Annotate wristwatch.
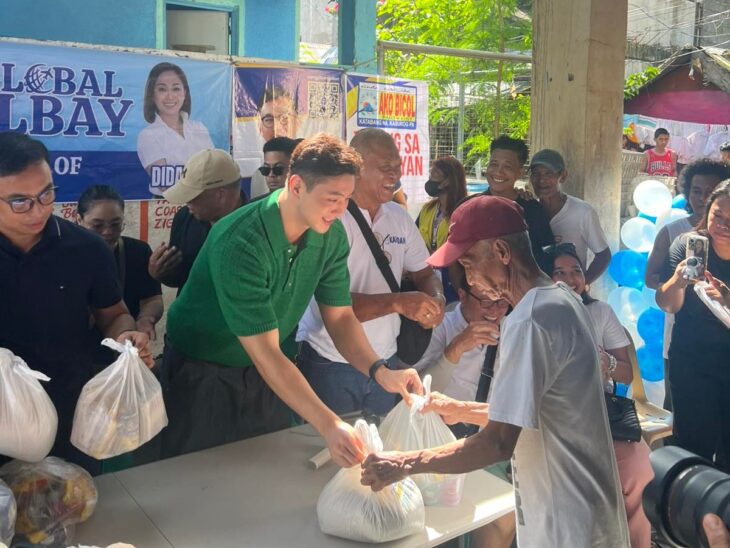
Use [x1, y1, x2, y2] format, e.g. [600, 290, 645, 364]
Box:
[369, 358, 388, 381]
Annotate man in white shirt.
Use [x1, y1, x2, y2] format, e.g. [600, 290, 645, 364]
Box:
[413, 276, 509, 404]
[530, 148, 612, 284]
[361, 195, 629, 548]
[296, 128, 445, 417]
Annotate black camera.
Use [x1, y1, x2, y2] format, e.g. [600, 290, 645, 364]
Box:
[643, 446, 730, 547]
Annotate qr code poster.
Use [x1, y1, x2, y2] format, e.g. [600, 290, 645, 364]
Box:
[232, 64, 344, 198]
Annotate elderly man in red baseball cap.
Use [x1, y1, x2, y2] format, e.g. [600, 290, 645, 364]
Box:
[362, 195, 629, 548]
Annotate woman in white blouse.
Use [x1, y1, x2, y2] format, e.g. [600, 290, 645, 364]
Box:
[137, 62, 214, 196]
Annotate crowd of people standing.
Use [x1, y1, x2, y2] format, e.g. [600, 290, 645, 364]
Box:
[1, 125, 729, 547]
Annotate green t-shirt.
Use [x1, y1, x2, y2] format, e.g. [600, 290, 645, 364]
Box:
[166, 190, 352, 367]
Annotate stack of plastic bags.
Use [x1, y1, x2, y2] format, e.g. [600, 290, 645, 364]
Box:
[0, 348, 58, 463]
[71, 339, 168, 459]
[0, 457, 97, 547]
[0, 479, 15, 547]
[379, 375, 465, 506]
[317, 420, 425, 543]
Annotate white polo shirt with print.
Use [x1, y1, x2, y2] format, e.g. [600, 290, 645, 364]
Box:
[297, 201, 430, 362]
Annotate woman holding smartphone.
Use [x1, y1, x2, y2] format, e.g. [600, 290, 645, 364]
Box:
[657, 180, 730, 470]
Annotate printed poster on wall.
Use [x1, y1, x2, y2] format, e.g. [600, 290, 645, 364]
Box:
[345, 73, 430, 205]
[0, 41, 231, 201]
[232, 64, 344, 198]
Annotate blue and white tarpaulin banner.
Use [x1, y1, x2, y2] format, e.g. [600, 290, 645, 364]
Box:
[345, 74, 430, 206]
[232, 64, 344, 198]
[0, 41, 231, 201]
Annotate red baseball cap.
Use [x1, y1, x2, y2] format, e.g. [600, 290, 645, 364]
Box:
[428, 195, 528, 267]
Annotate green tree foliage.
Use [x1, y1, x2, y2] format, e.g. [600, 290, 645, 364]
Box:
[377, 0, 532, 168]
[624, 66, 660, 100]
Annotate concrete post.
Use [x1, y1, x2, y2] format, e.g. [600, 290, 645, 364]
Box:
[531, 0, 628, 294]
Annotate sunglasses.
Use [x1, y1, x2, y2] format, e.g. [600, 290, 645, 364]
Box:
[258, 165, 287, 177]
[543, 242, 577, 256]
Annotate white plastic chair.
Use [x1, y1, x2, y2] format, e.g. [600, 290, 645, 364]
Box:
[624, 328, 673, 447]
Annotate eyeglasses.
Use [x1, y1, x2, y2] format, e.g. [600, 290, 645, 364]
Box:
[260, 113, 296, 129]
[0, 185, 58, 213]
[465, 287, 508, 310]
[86, 220, 125, 232]
[258, 165, 287, 177]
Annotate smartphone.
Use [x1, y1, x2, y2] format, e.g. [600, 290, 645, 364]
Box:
[684, 234, 709, 281]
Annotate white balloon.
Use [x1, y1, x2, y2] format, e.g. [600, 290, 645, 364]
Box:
[623, 320, 645, 348]
[607, 287, 647, 325]
[633, 179, 673, 217]
[620, 217, 657, 252]
[655, 207, 689, 231]
[641, 285, 660, 310]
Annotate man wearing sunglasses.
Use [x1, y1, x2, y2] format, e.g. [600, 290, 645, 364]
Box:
[0, 132, 152, 474]
[251, 137, 302, 200]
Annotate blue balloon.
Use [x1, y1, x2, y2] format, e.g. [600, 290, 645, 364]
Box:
[608, 250, 648, 289]
[637, 308, 664, 346]
[636, 344, 664, 382]
[638, 212, 657, 224]
[672, 194, 687, 210]
[614, 383, 629, 397]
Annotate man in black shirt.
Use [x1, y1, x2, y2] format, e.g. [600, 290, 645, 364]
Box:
[480, 135, 555, 273]
[148, 149, 247, 293]
[0, 133, 152, 474]
[449, 136, 555, 289]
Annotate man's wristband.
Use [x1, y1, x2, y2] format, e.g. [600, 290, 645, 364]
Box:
[369, 359, 388, 381]
[607, 353, 618, 376]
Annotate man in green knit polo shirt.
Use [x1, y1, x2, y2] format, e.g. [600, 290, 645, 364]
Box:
[161, 134, 422, 467]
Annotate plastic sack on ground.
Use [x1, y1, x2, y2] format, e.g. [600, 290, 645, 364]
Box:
[317, 420, 425, 543]
[71, 339, 168, 459]
[0, 348, 58, 463]
[0, 457, 97, 547]
[379, 375, 465, 506]
[0, 479, 16, 547]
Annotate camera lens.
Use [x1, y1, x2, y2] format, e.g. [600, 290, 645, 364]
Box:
[643, 446, 730, 547]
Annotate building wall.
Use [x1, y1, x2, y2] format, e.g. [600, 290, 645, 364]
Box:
[0, 0, 376, 67]
[242, 0, 299, 61]
[700, 0, 730, 48]
[0, 0, 157, 48]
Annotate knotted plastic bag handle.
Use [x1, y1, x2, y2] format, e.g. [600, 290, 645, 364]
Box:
[101, 338, 139, 357]
[0, 348, 51, 382]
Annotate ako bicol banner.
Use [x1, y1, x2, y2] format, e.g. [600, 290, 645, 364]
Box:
[345, 74, 430, 205]
[0, 41, 231, 201]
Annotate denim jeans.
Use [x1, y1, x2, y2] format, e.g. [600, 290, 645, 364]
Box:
[297, 341, 399, 418]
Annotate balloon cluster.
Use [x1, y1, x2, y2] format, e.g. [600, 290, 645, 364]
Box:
[608, 180, 688, 398]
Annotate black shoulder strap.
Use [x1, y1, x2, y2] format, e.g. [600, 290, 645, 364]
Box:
[116, 236, 127, 291]
[474, 344, 498, 403]
[347, 200, 400, 293]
